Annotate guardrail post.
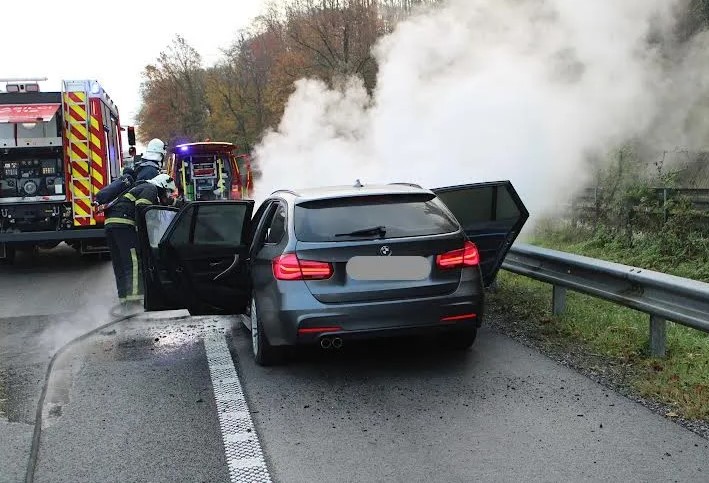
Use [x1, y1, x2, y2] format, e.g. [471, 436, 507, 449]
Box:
[552, 285, 566, 315]
[649, 315, 666, 358]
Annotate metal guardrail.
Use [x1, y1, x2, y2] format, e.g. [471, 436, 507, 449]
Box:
[573, 187, 709, 213]
[501, 243, 709, 357]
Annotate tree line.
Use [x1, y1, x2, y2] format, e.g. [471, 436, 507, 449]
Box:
[135, 0, 439, 151]
[135, 0, 709, 153]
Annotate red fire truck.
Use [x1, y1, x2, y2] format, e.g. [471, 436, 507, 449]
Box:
[0, 78, 130, 263]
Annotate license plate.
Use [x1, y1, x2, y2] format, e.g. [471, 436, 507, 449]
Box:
[346, 256, 430, 281]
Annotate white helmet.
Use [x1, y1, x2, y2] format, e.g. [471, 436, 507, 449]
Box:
[142, 138, 167, 162]
[148, 173, 177, 193]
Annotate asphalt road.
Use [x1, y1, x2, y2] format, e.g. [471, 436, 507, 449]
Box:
[0, 244, 117, 483]
[1, 246, 708, 482]
[231, 327, 709, 482]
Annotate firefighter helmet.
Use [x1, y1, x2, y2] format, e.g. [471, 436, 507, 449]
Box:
[142, 138, 167, 162]
[148, 173, 177, 194]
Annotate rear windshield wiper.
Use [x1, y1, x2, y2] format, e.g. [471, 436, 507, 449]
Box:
[335, 226, 387, 238]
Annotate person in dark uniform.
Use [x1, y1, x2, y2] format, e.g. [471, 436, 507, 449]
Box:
[95, 166, 136, 208]
[104, 173, 177, 309]
[134, 138, 167, 181]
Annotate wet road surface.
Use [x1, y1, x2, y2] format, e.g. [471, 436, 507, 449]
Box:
[230, 325, 709, 482]
[0, 245, 117, 483]
[1, 247, 708, 482]
[35, 315, 231, 483]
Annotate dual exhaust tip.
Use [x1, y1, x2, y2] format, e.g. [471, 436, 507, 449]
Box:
[320, 336, 343, 349]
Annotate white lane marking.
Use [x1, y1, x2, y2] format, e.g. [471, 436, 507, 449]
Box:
[205, 332, 272, 483]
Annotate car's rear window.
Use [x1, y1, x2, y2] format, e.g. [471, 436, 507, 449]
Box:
[294, 194, 459, 242]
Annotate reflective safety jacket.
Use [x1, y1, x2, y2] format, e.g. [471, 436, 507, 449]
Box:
[104, 182, 160, 227]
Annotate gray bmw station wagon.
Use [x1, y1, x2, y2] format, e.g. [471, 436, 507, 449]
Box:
[137, 181, 528, 365]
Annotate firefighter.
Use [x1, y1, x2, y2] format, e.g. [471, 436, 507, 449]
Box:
[134, 138, 167, 181]
[104, 173, 177, 308]
[95, 167, 135, 208]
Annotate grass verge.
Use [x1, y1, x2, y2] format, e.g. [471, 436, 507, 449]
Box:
[528, 224, 709, 283]
[488, 270, 709, 422]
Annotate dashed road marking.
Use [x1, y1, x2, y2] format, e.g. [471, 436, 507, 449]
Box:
[205, 332, 272, 483]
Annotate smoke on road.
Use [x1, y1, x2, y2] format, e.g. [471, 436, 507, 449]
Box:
[253, 0, 709, 227]
[38, 305, 136, 354]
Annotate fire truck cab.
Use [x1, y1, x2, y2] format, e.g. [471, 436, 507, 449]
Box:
[0, 78, 126, 262]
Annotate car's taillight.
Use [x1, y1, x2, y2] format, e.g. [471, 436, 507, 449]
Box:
[436, 241, 479, 269]
[272, 253, 333, 280]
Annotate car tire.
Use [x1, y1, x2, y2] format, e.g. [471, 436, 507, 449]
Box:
[441, 327, 477, 350]
[250, 296, 283, 366]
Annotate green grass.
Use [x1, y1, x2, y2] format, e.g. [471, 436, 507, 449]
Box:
[490, 270, 709, 420]
[526, 225, 709, 283]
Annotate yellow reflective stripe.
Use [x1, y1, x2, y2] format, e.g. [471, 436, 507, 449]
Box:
[130, 248, 138, 297]
[135, 198, 153, 205]
[124, 193, 137, 201]
[105, 217, 135, 226]
[126, 295, 143, 302]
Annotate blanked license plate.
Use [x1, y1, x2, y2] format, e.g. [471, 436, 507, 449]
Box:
[346, 256, 430, 281]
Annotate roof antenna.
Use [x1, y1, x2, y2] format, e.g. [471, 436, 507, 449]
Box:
[354, 179, 363, 188]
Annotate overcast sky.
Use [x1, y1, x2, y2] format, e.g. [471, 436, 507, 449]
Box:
[3, 0, 268, 149]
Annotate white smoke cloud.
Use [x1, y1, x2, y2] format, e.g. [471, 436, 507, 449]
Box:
[254, 0, 706, 224]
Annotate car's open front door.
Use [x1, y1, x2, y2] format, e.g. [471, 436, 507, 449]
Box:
[432, 181, 529, 287]
[137, 200, 255, 314]
[137, 205, 180, 311]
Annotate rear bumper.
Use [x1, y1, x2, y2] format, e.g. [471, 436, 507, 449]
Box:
[295, 318, 479, 346]
[260, 272, 483, 346]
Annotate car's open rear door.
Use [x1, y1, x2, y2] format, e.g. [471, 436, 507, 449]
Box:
[432, 181, 528, 287]
[137, 200, 255, 315]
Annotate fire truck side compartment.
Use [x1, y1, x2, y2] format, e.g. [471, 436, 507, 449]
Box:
[0, 83, 121, 256]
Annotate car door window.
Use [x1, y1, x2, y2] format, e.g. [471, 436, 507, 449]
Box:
[169, 205, 194, 247]
[193, 204, 247, 246]
[145, 208, 179, 248]
[265, 203, 286, 244]
[435, 183, 523, 231]
[249, 201, 272, 241]
[251, 203, 277, 251]
[166, 203, 250, 248]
